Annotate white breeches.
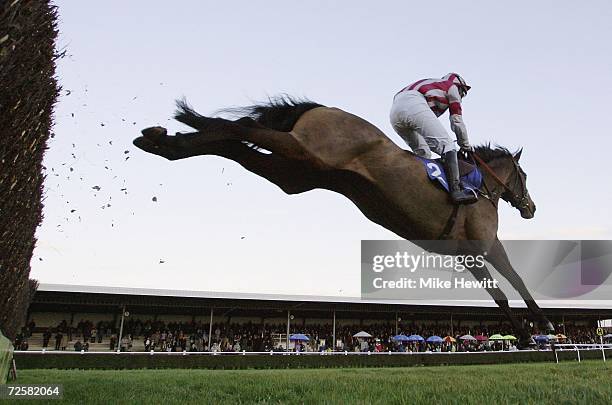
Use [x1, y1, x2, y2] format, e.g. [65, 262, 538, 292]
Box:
[389, 90, 456, 158]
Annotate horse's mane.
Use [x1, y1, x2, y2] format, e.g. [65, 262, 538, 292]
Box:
[175, 95, 324, 133]
[473, 143, 517, 162]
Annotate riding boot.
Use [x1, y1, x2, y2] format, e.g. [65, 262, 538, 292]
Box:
[442, 150, 478, 205]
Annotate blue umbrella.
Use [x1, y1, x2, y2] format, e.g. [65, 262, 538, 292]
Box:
[289, 333, 310, 341]
[426, 335, 443, 343]
[407, 334, 425, 342]
[392, 334, 409, 342]
[533, 335, 549, 342]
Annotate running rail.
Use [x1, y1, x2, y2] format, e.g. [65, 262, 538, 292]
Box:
[553, 343, 612, 363]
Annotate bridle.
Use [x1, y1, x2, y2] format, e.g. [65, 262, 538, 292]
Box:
[470, 151, 531, 211]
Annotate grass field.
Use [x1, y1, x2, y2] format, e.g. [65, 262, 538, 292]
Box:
[7, 360, 612, 404]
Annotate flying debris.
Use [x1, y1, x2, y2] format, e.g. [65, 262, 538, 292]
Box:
[39, 258, 43, 261]
[152, 196, 157, 202]
[124, 150, 129, 154]
[71, 113, 74, 117]
[69, 167, 74, 172]
[241, 236, 245, 240]
[125, 156, 130, 161]
[70, 209, 76, 213]
[101, 123, 105, 127]
[92, 185, 101, 191]
[159, 259, 165, 264]
[109, 140, 113, 145]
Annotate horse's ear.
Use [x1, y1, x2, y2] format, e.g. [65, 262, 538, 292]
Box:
[514, 148, 523, 161]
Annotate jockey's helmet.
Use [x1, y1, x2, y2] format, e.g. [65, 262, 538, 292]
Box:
[450, 73, 471, 98]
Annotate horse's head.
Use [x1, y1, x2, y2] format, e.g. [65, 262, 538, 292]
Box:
[500, 149, 536, 219]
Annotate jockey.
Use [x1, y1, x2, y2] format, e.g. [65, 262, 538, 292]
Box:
[389, 73, 478, 204]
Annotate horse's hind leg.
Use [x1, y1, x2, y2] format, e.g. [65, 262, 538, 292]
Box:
[138, 115, 316, 166]
[466, 263, 531, 344]
[487, 238, 554, 332]
[133, 131, 318, 194]
[213, 140, 319, 194]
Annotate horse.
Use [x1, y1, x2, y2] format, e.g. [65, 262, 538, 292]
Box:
[133, 96, 552, 345]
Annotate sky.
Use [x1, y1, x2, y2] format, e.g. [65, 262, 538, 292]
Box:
[31, 0, 612, 297]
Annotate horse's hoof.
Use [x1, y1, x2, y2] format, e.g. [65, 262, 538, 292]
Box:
[141, 126, 167, 138]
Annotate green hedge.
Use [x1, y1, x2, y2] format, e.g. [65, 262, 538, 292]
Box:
[0, 330, 12, 382]
[14, 349, 611, 370]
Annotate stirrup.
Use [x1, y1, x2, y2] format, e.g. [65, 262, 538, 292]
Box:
[451, 188, 478, 205]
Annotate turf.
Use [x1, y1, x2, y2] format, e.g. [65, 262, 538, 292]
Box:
[6, 361, 612, 404]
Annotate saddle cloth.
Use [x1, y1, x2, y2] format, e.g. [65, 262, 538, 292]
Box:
[417, 157, 482, 193]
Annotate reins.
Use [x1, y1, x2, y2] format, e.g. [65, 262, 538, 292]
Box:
[470, 151, 514, 196]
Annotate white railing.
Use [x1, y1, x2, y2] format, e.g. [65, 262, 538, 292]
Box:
[12, 349, 546, 356]
[552, 343, 612, 363]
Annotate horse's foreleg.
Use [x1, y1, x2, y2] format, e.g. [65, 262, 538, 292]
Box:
[487, 238, 554, 332]
[467, 263, 530, 342]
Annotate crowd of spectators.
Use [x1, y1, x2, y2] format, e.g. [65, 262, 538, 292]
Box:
[13, 317, 608, 353]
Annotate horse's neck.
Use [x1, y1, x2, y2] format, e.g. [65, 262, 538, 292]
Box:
[484, 158, 513, 193]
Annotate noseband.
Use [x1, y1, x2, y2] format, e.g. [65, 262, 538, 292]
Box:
[471, 152, 530, 210]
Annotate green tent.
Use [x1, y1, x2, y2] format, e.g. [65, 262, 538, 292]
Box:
[0, 329, 13, 384]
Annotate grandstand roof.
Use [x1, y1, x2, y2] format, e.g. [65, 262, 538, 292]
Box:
[28, 284, 612, 321]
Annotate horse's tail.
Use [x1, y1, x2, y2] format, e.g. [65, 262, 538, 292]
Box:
[175, 95, 324, 132]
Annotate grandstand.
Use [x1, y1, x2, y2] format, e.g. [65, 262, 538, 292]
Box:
[14, 284, 612, 353]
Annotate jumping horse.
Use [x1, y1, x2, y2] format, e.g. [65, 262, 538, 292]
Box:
[133, 96, 552, 345]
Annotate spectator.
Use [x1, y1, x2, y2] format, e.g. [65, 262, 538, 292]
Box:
[42, 329, 51, 348]
[54, 332, 63, 351]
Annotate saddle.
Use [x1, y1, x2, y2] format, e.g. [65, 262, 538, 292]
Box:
[417, 156, 482, 193]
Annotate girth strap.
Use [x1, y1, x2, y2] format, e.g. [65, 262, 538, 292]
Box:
[438, 205, 459, 239]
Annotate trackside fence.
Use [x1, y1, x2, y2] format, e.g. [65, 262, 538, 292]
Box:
[553, 343, 612, 363]
[12, 348, 612, 370]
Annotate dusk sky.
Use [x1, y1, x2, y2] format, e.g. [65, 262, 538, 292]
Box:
[31, 1, 612, 297]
